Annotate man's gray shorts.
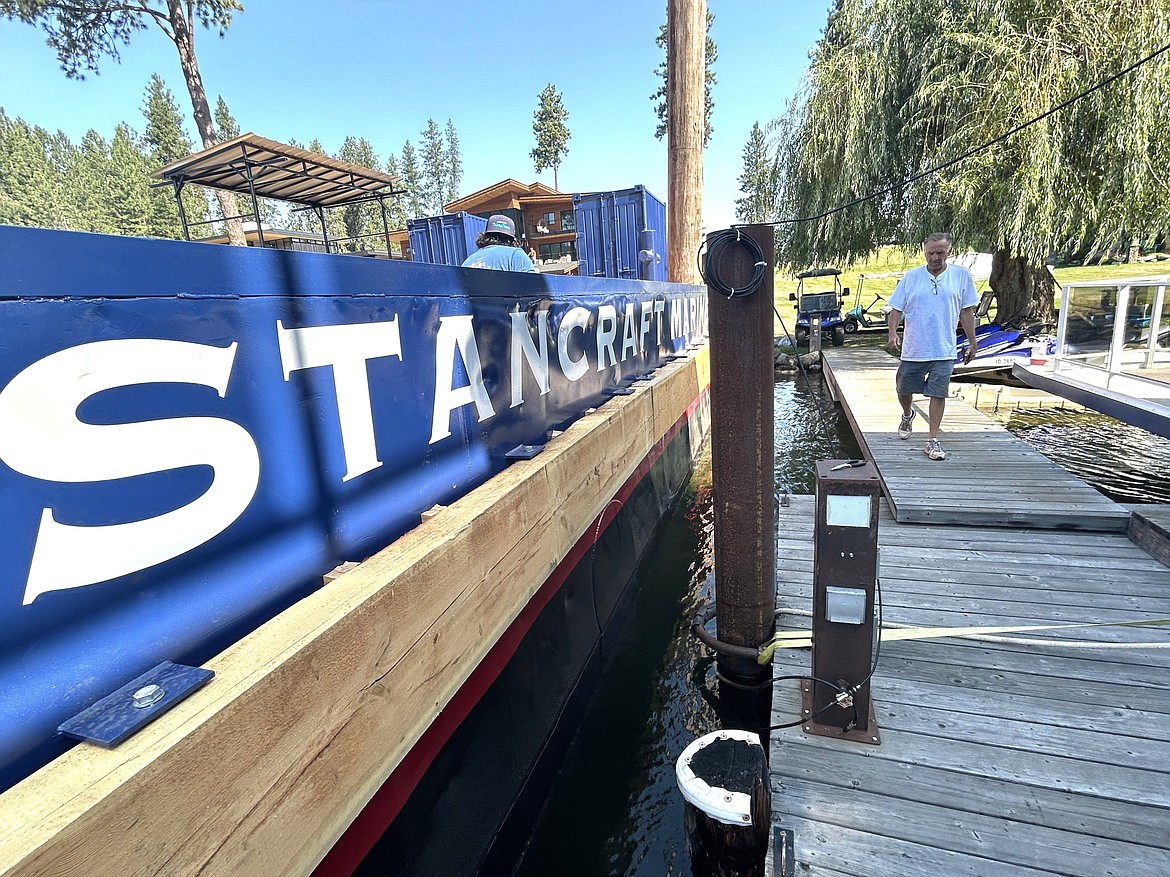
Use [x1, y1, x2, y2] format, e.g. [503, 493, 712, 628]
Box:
[896, 359, 954, 398]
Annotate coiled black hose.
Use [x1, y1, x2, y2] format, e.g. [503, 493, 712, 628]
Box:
[698, 227, 766, 298]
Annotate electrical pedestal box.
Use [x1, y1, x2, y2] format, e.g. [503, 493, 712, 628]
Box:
[806, 460, 882, 744]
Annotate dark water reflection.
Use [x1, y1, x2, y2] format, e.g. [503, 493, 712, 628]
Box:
[511, 452, 717, 877]
[774, 370, 863, 494]
[513, 375, 852, 877]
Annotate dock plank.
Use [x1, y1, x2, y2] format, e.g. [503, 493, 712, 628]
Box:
[770, 494, 1170, 876]
[1129, 504, 1170, 566]
[820, 348, 1131, 531]
[777, 752, 1170, 850]
[775, 781, 1170, 876]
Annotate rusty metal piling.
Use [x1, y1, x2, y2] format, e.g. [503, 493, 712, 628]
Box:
[706, 224, 776, 686]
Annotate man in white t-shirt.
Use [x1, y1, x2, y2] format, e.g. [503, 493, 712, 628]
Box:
[886, 233, 979, 461]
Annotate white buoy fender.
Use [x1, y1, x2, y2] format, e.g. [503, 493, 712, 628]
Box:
[675, 729, 763, 826]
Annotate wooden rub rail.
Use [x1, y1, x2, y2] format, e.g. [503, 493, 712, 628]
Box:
[0, 350, 710, 877]
[821, 347, 1131, 532]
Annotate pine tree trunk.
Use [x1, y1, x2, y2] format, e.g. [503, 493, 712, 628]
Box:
[988, 249, 1056, 327]
[166, 0, 245, 246]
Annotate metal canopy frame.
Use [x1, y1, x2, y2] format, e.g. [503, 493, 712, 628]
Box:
[150, 133, 405, 254]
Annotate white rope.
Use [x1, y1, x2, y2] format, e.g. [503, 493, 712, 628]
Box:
[775, 607, 1170, 650]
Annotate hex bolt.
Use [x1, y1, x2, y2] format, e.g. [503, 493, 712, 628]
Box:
[132, 684, 165, 709]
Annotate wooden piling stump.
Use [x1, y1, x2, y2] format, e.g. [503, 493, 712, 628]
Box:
[677, 730, 770, 876]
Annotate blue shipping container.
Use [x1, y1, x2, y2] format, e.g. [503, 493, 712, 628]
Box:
[572, 186, 667, 283]
[407, 212, 487, 266]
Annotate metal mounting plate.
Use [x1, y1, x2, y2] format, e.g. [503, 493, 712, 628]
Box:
[505, 443, 544, 460]
[58, 661, 214, 748]
[772, 827, 795, 876]
[800, 683, 881, 745]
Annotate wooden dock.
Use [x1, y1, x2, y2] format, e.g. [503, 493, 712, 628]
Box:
[821, 347, 1131, 531]
[768, 350, 1170, 876]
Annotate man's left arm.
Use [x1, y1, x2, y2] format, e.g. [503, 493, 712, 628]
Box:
[959, 306, 978, 363]
[513, 249, 537, 273]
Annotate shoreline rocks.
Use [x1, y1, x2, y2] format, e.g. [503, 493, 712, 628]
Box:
[773, 339, 821, 373]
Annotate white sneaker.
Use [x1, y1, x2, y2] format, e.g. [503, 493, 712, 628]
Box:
[897, 409, 915, 439]
[925, 438, 946, 460]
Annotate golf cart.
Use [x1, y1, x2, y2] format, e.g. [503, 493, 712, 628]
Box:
[842, 274, 890, 333]
[790, 267, 847, 347]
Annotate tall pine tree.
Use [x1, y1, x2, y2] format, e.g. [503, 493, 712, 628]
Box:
[734, 122, 778, 223]
[0, 115, 70, 229]
[2, 0, 250, 244]
[337, 135, 383, 251]
[108, 122, 151, 237]
[70, 128, 116, 233]
[142, 73, 205, 238]
[531, 84, 570, 190]
[399, 140, 424, 219]
[419, 119, 445, 214]
[282, 136, 316, 234]
[444, 119, 462, 205]
[306, 138, 346, 245]
[42, 126, 80, 230]
[0, 110, 12, 224]
[383, 152, 407, 237]
[213, 94, 279, 225]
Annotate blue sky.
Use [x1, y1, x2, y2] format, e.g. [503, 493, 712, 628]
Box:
[0, 0, 829, 231]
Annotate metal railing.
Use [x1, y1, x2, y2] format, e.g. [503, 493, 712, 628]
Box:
[1054, 276, 1170, 393]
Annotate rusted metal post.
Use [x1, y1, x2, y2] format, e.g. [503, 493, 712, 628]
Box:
[707, 224, 776, 685]
[666, 0, 705, 284]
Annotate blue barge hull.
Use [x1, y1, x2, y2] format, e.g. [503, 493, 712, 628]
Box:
[0, 224, 709, 875]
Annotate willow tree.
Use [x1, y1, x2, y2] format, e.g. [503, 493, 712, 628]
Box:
[2, 0, 247, 245]
[776, 0, 1170, 324]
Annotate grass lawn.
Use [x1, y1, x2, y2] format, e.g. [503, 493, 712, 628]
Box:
[1050, 261, 1170, 285]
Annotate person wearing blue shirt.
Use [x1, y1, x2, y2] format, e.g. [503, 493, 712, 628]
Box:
[462, 215, 538, 272]
[886, 233, 980, 461]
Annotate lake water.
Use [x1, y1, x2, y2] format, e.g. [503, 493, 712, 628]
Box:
[511, 369, 1166, 876]
[511, 373, 857, 877]
[990, 405, 1170, 504]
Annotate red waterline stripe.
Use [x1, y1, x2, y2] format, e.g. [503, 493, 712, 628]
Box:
[313, 389, 708, 876]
